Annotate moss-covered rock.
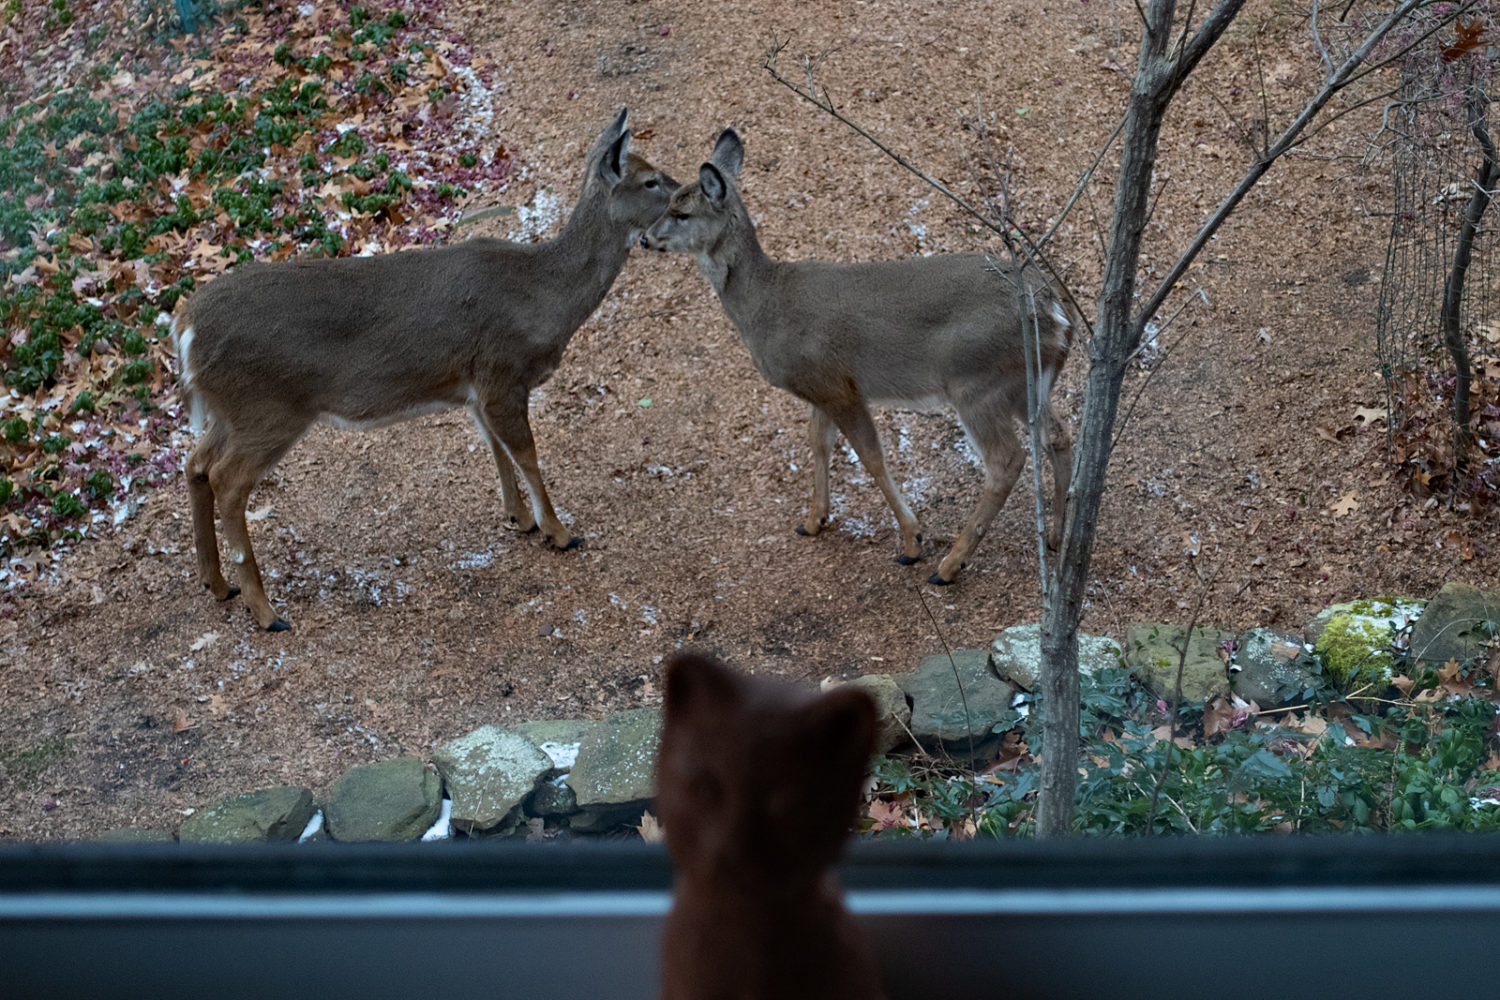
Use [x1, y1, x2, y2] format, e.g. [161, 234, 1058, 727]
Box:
[900, 649, 1017, 757]
[566, 708, 662, 833]
[1124, 624, 1234, 703]
[178, 786, 317, 844]
[1308, 597, 1425, 691]
[990, 624, 1123, 691]
[432, 726, 552, 835]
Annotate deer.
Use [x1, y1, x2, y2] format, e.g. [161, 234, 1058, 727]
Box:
[655, 652, 886, 1000]
[642, 128, 1074, 585]
[172, 109, 678, 631]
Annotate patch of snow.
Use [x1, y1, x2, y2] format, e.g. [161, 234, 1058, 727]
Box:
[511, 188, 565, 242]
[540, 742, 580, 769]
[451, 546, 501, 571]
[298, 810, 324, 843]
[421, 798, 453, 841]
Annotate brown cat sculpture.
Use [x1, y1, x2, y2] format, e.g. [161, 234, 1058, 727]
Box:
[656, 652, 888, 1000]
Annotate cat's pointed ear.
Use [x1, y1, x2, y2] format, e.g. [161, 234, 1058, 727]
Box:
[802, 687, 878, 776]
[664, 652, 741, 721]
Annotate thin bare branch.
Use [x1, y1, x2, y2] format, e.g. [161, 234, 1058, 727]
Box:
[1138, 0, 1439, 326]
[1339, 0, 1475, 88]
[1132, 0, 1152, 34]
[1111, 288, 1211, 450]
[762, 36, 1096, 336]
[1311, 0, 1334, 75]
[1039, 114, 1127, 252]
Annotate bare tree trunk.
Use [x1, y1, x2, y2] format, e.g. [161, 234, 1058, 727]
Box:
[1034, 0, 1442, 837]
[1441, 83, 1497, 471]
[1037, 0, 1205, 837]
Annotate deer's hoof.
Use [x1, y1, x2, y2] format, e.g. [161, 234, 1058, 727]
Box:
[896, 553, 922, 566]
[795, 524, 810, 536]
[207, 583, 241, 601]
[554, 535, 583, 552]
[265, 617, 291, 632]
[928, 572, 956, 587]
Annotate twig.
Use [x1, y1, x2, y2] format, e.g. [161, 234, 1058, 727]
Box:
[1131, 0, 1152, 35]
[763, 36, 1096, 339]
[1145, 559, 1221, 834]
[1136, 0, 1444, 329]
[1111, 287, 1210, 450]
[916, 587, 977, 763]
[1045, 116, 1126, 257]
[1253, 20, 1273, 158]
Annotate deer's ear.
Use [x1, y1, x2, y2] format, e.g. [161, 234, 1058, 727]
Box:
[600, 128, 632, 186]
[664, 653, 741, 722]
[699, 163, 728, 207]
[710, 128, 743, 177]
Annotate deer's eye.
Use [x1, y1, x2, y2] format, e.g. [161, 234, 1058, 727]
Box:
[644, 178, 660, 190]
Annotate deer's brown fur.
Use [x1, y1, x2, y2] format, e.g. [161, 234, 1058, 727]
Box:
[174, 110, 677, 630]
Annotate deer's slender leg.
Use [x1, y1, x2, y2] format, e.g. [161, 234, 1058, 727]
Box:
[932, 409, 1026, 585]
[824, 400, 923, 564]
[482, 397, 579, 551]
[186, 423, 237, 601]
[211, 453, 289, 631]
[471, 404, 535, 533]
[797, 404, 839, 537]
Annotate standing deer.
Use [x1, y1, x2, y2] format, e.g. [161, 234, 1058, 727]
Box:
[174, 109, 678, 630]
[642, 129, 1073, 585]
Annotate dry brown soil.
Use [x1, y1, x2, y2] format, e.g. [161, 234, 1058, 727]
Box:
[3, 0, 1496, 839]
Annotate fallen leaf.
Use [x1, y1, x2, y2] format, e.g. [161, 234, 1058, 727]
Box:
[868, 799, 907, 831]
[635, 810, 664, 843]
[189, 631, 220, 652]
[1297, 714, 1328, 737]
[1148, 724, 1194, 749]
[1328, 491, 1358, 517]
[1352, 406, 1386, 425]
[172, 709, 194, 733]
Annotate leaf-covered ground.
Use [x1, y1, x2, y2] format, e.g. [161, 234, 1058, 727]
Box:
[1, 0, 507, 580]
[3, 0, 1500, 840]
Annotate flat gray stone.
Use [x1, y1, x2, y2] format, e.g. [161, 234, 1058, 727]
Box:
[1231, 628, 1319, 707]
[566, 708, 661, 832]
[901, 649, 1017, 755]
[325, 757, 442, 843]
[990, 624, 1123, 691]
[507, 719, 596, 772]
[844, 674, 912, 754]
[178, 786, 317, 845]
[1408, 582, 1500, 669]
[433, 726, 553, 835]
[1124, 624, 1234, 703]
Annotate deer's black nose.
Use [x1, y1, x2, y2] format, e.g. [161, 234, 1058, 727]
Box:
[640, 234, 650, 250]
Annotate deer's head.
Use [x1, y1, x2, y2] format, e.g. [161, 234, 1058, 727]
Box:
[640, 128, 744, 255]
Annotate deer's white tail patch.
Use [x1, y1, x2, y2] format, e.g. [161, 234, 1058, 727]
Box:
[173, 320, 209, 434]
